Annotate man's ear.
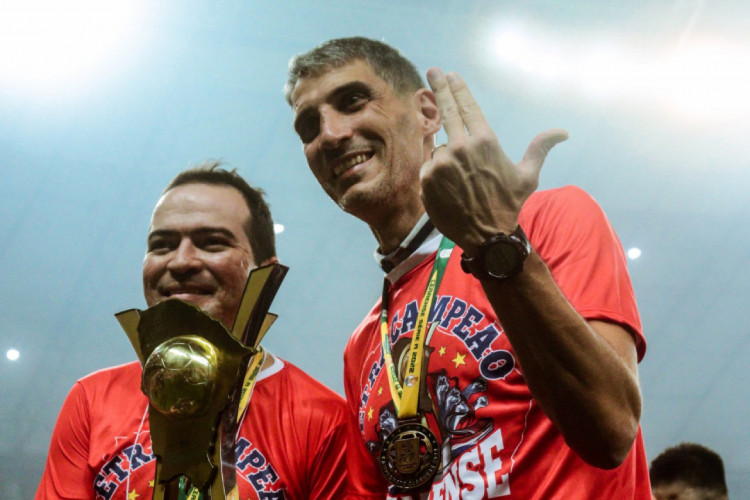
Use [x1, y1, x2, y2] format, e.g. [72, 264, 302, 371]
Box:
[259, 256, 279, 267]
[414, 88, 441, 136]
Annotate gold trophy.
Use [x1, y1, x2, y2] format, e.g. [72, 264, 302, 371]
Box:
[116, 263, 288, 499]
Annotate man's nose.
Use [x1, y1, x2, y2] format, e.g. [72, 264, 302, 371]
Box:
[166, 240, 202, 274]
[319, 111, 352, 149]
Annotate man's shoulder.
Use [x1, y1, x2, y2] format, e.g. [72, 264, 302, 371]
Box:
[344, 300, 383, 353]
[67, 360, 144, 410]
[258, 357, 351, 431]
[77, 360, 142, 385]
[265, 356, 345, 403]
[527, 184, 594, 208]
[522, 185, 607, 228]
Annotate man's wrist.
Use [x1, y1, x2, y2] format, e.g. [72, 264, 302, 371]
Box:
[456, 218, 521, 258]
[460, 225, 531, 281]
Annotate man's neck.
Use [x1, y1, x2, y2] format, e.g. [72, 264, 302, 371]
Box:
[376, 213, 436, 275]
[260, 350, 274, 371]
[369, 203, 425, 255]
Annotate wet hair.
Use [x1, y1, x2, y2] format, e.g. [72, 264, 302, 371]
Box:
[284, 36, 424, 105]
[164, 161, 275, 264]
[649, 442, 728, 496]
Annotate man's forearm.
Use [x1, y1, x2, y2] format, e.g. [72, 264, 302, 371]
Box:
[479, 250, 642, 469]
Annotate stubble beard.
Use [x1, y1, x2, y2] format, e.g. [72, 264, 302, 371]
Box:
[335, 173, 393, 225]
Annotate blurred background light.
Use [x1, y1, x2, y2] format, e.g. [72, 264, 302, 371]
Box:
[0, 0, 147, 96]
[6, 349, 20, 361]
[627, 247, 642, 260]
[486, 22, 750, 122]
[664, 40, 750, 120]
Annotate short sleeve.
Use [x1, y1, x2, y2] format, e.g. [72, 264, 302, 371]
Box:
[521, 186, 645, 360]
[35, 382, 95, 500]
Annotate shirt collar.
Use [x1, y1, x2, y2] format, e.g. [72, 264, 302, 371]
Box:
[374, 213, 442, 284]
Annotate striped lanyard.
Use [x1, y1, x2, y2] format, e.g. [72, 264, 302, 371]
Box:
[380, 237, 455, 419]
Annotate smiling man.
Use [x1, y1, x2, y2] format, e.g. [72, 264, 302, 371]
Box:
[142, 181, 261, 330]
[286, 37, 651, 498]
[36, 163, 373, 499]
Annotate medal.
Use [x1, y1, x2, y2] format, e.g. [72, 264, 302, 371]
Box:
[379, 421, 441, 489]
[378, 237, 455, 490]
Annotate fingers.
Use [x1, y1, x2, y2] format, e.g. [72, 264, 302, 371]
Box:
[426, 66, 568, 207]
[427, 67, 467, 141]
[427, 68, 494, 145]
[442, 71, 488, 134]
[520, 128, 569, 173]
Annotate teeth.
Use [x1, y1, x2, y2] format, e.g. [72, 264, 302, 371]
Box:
[334, 153, 369, 176]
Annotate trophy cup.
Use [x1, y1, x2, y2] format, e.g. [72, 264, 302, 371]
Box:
[116, 263, 288, 499]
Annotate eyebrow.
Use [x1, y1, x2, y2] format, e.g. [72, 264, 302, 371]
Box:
[329, 80, 372, 99]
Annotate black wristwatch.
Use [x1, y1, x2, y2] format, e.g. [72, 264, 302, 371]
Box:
[460, 225, 531, 281]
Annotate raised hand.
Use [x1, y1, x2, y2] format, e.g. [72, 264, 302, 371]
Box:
[420, 67, 568, 254]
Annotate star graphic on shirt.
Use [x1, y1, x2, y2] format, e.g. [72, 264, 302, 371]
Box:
[149, 480, 154, 488]
[452, 352, 466, 368]
[128, 489, 140, 500]
[368, 407, 374, 420]
[438, 346, 446, 356]
[377, 387, 383, 396]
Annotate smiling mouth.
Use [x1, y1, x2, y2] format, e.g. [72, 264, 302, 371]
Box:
[333, 152, 373, 177]
[163, 287, 211, 298]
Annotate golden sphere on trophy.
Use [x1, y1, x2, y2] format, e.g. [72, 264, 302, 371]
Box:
[142, 335, 220, 418]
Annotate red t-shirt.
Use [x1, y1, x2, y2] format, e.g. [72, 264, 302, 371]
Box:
[37, 355, 376, 499]
[344, 186, 651, 499]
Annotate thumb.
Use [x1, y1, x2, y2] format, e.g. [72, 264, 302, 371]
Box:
[521, 128, 569, 171]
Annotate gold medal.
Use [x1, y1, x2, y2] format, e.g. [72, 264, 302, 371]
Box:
[378, 422, 440, 490]
[377, 237, 455, 491]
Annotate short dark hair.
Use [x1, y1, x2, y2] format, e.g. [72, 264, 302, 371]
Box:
[649, 442, 728, 496]
[284, 36, 424, 105]
[164, 161, 276, 264]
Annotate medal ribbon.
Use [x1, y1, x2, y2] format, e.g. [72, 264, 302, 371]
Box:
[178, 347, 266, 500]
[236, 347, 266, 424]
[380, 237, 454, 419]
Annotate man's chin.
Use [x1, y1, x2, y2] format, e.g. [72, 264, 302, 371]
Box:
[159, 295, 216, 317]
[148, 296, 230, 329]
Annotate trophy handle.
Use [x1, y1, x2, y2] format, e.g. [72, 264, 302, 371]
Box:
[116, 309, 144, 364]
[230, 263, 288, 346]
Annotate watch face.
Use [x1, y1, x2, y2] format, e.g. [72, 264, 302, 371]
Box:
[484, 240, 524, 278]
